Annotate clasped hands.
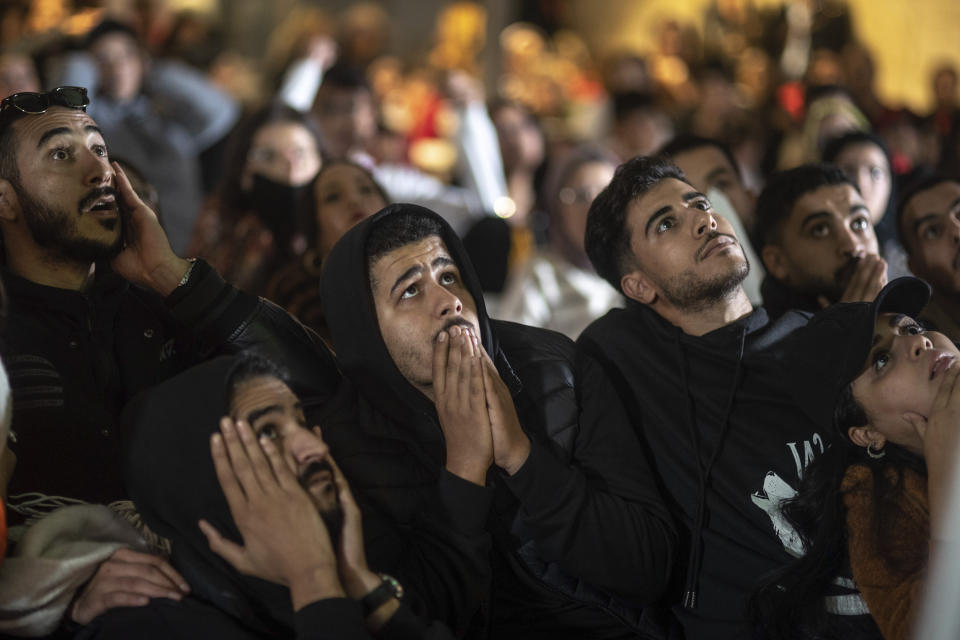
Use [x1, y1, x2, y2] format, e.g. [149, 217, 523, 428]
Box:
[432, 325, 530, 485]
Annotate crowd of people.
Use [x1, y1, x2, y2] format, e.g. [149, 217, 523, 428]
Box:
[0, 2, 959, 639]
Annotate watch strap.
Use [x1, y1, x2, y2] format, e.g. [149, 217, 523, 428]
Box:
[360, 573, 403, 616]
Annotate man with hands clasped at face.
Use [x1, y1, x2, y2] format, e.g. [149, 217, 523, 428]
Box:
[318, 204, 676, 639]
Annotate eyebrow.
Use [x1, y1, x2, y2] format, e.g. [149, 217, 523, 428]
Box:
[644, 191, 704, 237]
[799, 210, 831, 230]
[389, 255, 456, 296]
[246, 404, 282, 425]
[911, 213, 939, 235]
[870, 314, 908, 348]
[245, 400, 303, 426]
[36, 124, 103, 148]
[911, 196, 960, 235]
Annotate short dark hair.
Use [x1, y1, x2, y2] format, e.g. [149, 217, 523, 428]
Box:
[896, 173, 960, 254]
[0, 120, 21, 265]
[753, 164, 858, 250]
[821, 130, 890, 166]
[0, 121, 18, 183]
[585, 156, 687, 293]
[659, 134, 742, 180]
[225, 352, 290, 414]
[85, 19, 140, 50]
[365, 206, 444, 272]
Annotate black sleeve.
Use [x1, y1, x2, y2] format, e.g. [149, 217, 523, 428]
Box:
[499, 348, 677, 603]
[361, 471, 493, 636]
[294, 599, 373, 640]
[377, 603, 458, 640]
[294, 599, 457, 640]
[164, 260, 340, 404]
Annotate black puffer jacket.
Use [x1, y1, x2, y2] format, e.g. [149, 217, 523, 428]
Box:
[319, 204, 677, 639]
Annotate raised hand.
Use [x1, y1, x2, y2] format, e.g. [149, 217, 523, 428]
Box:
[198, 417, 344, 608]
[70, 548, 190, 625]
[904, 361, 960, 534]
[479, 348, 530, 476]
[819, 254, 888, 308]
[432, 325, 494, 485]
[110, 161, 192, 297]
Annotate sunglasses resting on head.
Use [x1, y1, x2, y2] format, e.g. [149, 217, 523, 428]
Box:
[0, 86, 89, 125]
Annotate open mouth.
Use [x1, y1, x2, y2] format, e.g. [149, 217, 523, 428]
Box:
[84, 195, 118, 214]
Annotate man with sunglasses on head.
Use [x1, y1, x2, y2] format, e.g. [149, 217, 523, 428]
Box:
[0, 86, 340, 633]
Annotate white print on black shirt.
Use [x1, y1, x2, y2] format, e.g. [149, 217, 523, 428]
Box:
[786, 432, 826, 479]
[750, 433, 869, 616]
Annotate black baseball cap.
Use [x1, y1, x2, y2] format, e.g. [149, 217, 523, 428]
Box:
[786, 277, 931, 434]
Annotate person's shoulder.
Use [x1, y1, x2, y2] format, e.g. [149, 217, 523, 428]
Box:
[493, 319, 574, 359]
[579, 305, 638, 336]
[841, 463, 874, 495]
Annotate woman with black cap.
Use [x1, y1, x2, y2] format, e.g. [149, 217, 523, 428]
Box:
[755, 277, 959, 640]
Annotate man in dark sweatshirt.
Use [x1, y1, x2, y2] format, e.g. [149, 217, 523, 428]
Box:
[579, 157, 877, 638]
[754, 163, 887, 320]
[317, 203, 677, 639]
[91, 354, 455, 640]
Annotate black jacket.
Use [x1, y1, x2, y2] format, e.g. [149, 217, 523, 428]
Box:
[759, 274, 821, 322]
[80, 597, 456, 640]
[319, 204, 677, 639]
[1, 260, 338, 523]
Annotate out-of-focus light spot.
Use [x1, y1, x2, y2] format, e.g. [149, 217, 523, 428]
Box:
[494, 196, 517, 218]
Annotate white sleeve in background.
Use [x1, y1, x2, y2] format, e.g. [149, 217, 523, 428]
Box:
[278, 57, 325, 113]
[373, 163, 485, 237]
[453, 102, 508, 215]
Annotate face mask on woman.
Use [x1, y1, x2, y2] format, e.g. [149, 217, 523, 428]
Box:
[247, 174, 311, 241]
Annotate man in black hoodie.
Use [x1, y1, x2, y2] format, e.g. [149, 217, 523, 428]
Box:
[95, 354, 455, 640]
[754, 164, 887, 320]
[580, 157, 876, 639]
[318, 203, 677, 639]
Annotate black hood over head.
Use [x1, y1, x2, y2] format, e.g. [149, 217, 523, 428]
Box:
[122, 356, 293, 637]
[320, 203, 497, 426]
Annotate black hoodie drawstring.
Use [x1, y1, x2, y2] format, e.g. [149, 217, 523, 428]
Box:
[678, 325, 747, 609]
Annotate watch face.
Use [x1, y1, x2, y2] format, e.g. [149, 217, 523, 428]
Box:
[380, 573, 404, 600]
